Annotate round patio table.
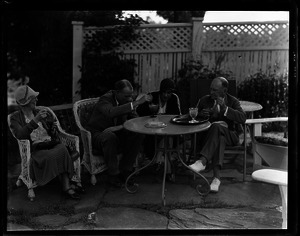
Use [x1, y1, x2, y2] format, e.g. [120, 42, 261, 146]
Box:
[123, 115, 211, 206]
[240, 101, 263, 118]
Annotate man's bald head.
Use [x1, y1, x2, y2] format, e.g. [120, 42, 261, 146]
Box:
[212, 77, 228, 89]
[210, 77, 228, 99]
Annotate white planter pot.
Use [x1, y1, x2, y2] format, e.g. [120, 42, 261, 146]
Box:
[253, 140, 288, 170]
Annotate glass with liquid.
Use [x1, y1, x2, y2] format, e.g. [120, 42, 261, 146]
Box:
[189, 107, 198, 123]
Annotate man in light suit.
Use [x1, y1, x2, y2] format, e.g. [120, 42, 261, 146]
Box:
[87, 79, 152, 187]
[189, 77, 246, 192]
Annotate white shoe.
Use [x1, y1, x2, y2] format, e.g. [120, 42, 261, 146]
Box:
[210, 178, 221, 192]
[189, 160, 206, 172]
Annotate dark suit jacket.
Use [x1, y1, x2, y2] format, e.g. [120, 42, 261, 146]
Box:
[136, 91, 181, 116]
[197, 93, 246, 134]
[86, 90, 138, 134]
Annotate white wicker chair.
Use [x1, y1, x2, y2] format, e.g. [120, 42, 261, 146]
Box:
[73, 98, 108, 185]
[7, 106, 81, 201]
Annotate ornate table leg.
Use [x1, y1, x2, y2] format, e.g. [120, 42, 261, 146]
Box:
[161, 136, 168, 206]
[125, 135, 159, 194]
[175, 137, 210, 196]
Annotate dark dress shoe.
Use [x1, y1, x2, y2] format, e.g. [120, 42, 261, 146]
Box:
[73, 184, 86, 194]
[70, 181, 86, 194]
[64, 188, 80, 200]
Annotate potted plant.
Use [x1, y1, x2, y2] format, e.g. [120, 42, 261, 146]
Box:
[249, 119, 288, 171]
[253, 135, 288, 170]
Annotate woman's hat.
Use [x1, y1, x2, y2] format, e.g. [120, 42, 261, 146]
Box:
[15, 85, 39, 106]
[160, 78, 175, 92]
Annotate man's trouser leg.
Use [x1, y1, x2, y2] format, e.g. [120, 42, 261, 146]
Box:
[92, 130, 119, 176]
[119, 129, 145, 173]
[200, 123, 239, 166]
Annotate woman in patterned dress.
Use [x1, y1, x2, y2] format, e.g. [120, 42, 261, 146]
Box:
[9, 85, 83, 200]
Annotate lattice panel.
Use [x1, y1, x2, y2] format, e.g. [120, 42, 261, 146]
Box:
[84, 25, 192, 53]
[203, 22, 289, 50]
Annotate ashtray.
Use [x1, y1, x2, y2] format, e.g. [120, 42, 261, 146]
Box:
[145, 121, 167, 128]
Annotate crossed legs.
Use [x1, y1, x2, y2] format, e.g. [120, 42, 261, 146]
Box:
[189, 123, 239, 191]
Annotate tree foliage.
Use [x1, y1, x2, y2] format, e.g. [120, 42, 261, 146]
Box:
[79, 14, 146, 98]
[5, 11, 144, 106]
[156, 11, 205, 23]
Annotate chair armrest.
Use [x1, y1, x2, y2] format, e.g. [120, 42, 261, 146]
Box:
[252, 169, 287, 186]
[57, 129, 80, 152]
[17, 139, 31, 164]
[245, 117, 288, 137]
[79, 128, 93, 154]
[246, 117, 288, 124]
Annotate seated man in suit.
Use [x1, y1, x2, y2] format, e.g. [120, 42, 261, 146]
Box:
[189, 77, 246, 192]
[86, 79, 152, 187]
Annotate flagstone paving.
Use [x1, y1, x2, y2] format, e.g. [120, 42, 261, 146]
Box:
[5, 155, 284, 231]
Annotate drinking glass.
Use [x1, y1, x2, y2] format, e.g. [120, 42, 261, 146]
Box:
[189, 107, 198, 123]
[149, 104, 159, 118]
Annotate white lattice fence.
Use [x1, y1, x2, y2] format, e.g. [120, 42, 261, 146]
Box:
[201, 21, 289, 83]
[122, 52, 191, 92]
[84, 23, 192, 53]
[83, 24, 192, 92]
[73, 20, 289, 100]
[202, 21, 289, 50]
[201, 50, 289, 84]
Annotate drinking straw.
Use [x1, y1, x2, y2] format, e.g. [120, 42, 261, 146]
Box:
[195, 98, 200, 108]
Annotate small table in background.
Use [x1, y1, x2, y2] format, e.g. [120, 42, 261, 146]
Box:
[252, 169, 287, 229]
[240, 100, 263, 119]
[240, 100, 263, 140]
[123, 115, 211, 206]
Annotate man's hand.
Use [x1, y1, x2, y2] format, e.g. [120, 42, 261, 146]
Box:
[133, 94, 153, 108]
[33, 109, 48, 123]
[52, 121, 59, 129]
[216, 97, 227, 111]
[139, 94, 153, 104]
[199, 108, 212, 117]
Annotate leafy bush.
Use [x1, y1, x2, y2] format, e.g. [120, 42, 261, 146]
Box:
[177, 58, 234, 113]
[255, 136, 288, 146]
[237, 69, 288, 132]
[78, 16, 145, 98]
[178, 57, 234, 81]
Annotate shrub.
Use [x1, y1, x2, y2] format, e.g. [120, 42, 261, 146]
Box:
[78, 16, 145, 98]
[176, 58, 234, 113]
[237, 69, 288, 132]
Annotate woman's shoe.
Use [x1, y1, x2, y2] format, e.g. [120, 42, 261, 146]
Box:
[64, 188, 80, 200]
[71, 184, 86, 194]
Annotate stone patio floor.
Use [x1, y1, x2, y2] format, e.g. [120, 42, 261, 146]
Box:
[5, 153, 285, 232]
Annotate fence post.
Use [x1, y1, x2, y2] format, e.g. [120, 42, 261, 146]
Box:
[72, 21, 84, 103]
[191, 17, 204, 60]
